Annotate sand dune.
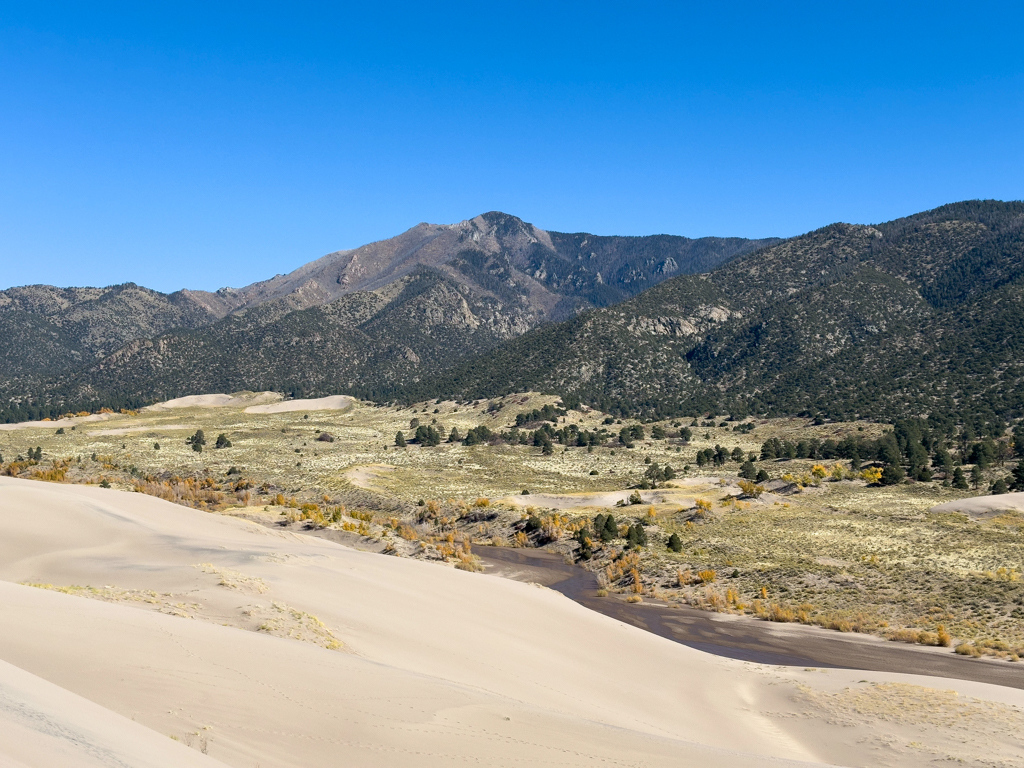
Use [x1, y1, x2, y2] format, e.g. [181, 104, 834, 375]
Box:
[931, 491, 1024, 518]
[1, 477, 1022, 767]
[0, 413, 117, 432]
[143, 393, 279, 410]
[243, 395, 353, 414]
[0, 656, 223, 767]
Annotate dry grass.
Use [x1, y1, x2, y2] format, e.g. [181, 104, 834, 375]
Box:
[5, 394, 1024, 654]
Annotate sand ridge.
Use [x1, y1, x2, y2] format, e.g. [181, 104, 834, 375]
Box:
[931, 491, 1024, 518]
[1, 477, 1022, 766]
[243, 395, 353, 414]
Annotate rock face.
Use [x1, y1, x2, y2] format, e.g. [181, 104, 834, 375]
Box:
[1, 212, 772, 419]
[205, 211, 775, 319]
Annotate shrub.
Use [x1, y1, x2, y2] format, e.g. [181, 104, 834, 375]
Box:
[667, 532, 682, 552]
[316, 432, 335, 443]
[698, 569, 716, 584]
[737, 480, 764, 498]
[859, 467, 883, 484]
[768, 604, 796, 622]
[215, 433, 232, 449]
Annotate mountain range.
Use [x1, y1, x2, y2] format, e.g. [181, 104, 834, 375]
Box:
[405, 200, 1024, 431]
[5, 201, 1023, 430]
[0, 213, 775, 421]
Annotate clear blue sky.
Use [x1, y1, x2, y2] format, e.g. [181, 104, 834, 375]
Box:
[2, 2, 1022, 292]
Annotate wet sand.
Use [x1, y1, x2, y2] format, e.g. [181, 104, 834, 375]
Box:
[476, 546, 1024, 691]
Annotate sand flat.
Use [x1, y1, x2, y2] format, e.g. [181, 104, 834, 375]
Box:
[1, 476, 1022, 766]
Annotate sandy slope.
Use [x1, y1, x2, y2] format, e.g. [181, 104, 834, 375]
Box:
[931, 491, 1024, 518]
[143, 392, 281, 411]
[243, 394, 353, 414]
[0, 657, 224, 768]
[0, 413, 117, 432]
[1, 477, 1022, 767]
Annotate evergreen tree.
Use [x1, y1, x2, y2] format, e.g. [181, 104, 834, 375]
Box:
[215, 433, 231, 449]
[447, 427, 461, 443]
[626, 523, 647, 548]
[574, 528, 593, 559]
[739, 460, 756, 480]
[970, 464, 983, 489]
[602, 514, 618, 542]
[990, 477, 1009, 495]
[952, 467, 969, 490]
[667, 532, 682, 552]
[881, 463, 905, 485]
[849, 447, 861, 471]
[1011, 460, 1024, 492]
[395, 431, 406, 447]
[187, 430, 205, 453]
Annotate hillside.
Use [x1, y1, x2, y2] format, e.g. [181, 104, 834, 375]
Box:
[399, 200, 1024, 428]
[12, 200, 1024, 429]
[1, 213, 771, 421]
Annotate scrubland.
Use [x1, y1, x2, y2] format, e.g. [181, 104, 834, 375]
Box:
[3, 391, 1023, 661]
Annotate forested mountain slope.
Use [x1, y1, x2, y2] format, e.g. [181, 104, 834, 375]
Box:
[2, 214, 771, 421]
[398, 201, 1024, 429]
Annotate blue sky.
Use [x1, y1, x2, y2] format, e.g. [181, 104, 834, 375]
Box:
[2, 2, 1022, 292]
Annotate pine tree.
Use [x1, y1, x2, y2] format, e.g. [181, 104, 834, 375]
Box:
[881, 463, 905, 485]
[667, 532, 682, 552]
[602, 514, 618, 542]
[1011, 460, 1024, 492]
[395, 431, 406, 447]
[187, 430, 206, 453]
[952, 467, 969, 490]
